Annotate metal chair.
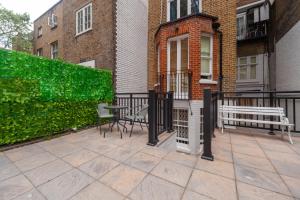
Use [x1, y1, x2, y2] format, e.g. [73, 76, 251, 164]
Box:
[96, 103, 113, 136]
[124, 105, 149, 137]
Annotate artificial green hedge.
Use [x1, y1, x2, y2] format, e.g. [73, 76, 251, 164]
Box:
[0, 49, 114, 145]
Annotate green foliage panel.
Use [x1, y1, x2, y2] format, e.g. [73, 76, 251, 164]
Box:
[0, 49, 114, 146]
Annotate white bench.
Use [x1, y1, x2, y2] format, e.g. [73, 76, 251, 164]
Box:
[219, 105, 294, 144]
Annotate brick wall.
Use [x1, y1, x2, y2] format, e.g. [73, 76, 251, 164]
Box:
[62, 0, 116, 70]
[148, 0, 236, 93]
[33, 1, 64, 59]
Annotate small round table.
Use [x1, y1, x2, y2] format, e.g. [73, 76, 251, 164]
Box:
[104, 105, 128, 138]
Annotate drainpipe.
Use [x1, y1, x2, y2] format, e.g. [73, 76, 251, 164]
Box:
[213, 22, 223, 92]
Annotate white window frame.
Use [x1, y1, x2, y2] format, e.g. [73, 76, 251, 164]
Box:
[200, 34, 213, 81]
[167, 0, 202, 22]
[76, 3, 93, 36]
[50, 41, 58, 59]
[167, 34, 189, 99]
[237, 56, 258, 81]
[237, 12, 246, 40]
[37, 26, 43, 37]
[37, 48, 43, 56]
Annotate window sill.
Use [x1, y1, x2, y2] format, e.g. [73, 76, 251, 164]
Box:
[75, 29, 93, 37]
[199, 79, 218, 85]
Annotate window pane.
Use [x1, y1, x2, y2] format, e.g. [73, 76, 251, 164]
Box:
[180, 0, 188, 17]
[239, 66, 247, 80]
[250, 56, 256, 64]
[250, 64, 256, 79]
[181, 38, 188, 71]
[170, 0, 177, 21]
[191, 0, 199, 14]
[170, 41, 177, 72]
[239, 57, 247, 65]
[85, 7, 88, 29]
[201, 58, 210, 74]
[87, 6, 91, 28]
[201, 36, 210, 57]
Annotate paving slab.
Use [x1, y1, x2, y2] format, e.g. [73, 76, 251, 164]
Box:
[237, 181, 293, 200]
[164, 151, 197, 168]
[0, 175, 33, 200]
[5, 145, 45, 162]
[100, 164, 146, 196]
[14, 152, 56, 172]
[187, 169, 237, 200]
[79, 156, 119, 179]
[0, 163, 20, 182]
[124, 152, 160, 172]
[63, 149, 98, 167]
[281, 175, 300, 199]
[38, 169, 93, 200]
[41, 142, 82, 158]
[233, 152, 275, 172]
[12, 189, 46, 200]
[25, 159, 72, 186]
[182, 190, 214, 200]
[235, 165, 291, 196]
[129, 175, 184, 200]
[196, 158, 235, 179]
[105, 147, 137, 162]
[70, 181, 124, 200]
[151, 160, 193, 187]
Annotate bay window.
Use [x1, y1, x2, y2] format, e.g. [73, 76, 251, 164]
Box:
[167, 0, 202, 22]
[201, 35, 213, 80]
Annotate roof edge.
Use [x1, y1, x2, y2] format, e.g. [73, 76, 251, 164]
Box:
[33, 0, 63, 23]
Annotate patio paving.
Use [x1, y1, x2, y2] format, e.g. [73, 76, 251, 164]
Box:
[0, 125, 300, 200]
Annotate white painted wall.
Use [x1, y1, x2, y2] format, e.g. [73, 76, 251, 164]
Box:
[116, 0, 148, 93]
[276, 21, 300, 91]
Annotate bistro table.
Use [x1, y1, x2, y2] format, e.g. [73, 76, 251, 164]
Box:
[104, 105, 128, 138]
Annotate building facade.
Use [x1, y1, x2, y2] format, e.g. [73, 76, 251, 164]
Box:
[271, 0, 300, 91]
[148, 0, 236, 153]
[33, 0, 148, 93]
[236, 0, 271, 92]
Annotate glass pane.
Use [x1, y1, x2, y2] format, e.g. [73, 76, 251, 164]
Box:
[170, 41, 177, 72]
[87, 6, 91, 28]
[170, 0, 177, 21]
[201, 36, 210, 57]
[85, 8, 88, 29]
[250, 56, 256, 64]
[181, 38, 188, 71]
[250, 64, 256, 79]
[191, 0, 199, 14]
[239, 66, 247, 80]
[201, 58, 210, 74]
[180, 0, 188, 17]
[239, 57, 247, 65]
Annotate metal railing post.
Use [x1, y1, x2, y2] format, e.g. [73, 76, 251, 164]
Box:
[167, 91, 174, 132]
[201, 88, 214, 161]
[148, 90, 158, 146]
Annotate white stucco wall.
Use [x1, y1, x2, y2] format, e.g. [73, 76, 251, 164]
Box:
[116, 0, 148, 93]
[276, 21, 300, 91]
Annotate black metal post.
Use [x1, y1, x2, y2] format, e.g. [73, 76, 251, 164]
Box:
[269, 92, 275, 135]
[201, 88, 214, 161]
[148, 90, 158, 146]
[130, 94, 133, 125]
[166, 91, 174, 132]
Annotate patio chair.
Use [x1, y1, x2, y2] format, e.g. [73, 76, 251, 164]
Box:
[96, 103, 114, 136]
[123, 105, 149, 137]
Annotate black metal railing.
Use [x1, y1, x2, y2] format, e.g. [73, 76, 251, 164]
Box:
[115, 93, 149, 123]
[220, 91, 300, 133]
[158, 71, 192, 100]
[237, 20, 268, 41]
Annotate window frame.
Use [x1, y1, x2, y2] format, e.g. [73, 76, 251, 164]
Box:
[237, 12, 246, 40]
[167, 0, 202, 22]
[50, 41, 58, 59]
[237, 56, 258, 81]
[37, 26, 43, 38]
[200, 34, 213, 81]
[76, 3, 93, 36]
[37, 48, 43, 56]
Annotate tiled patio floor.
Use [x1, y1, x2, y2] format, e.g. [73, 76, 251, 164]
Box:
[1, 125, 300, 200]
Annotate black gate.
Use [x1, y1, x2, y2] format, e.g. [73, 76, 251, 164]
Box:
[148, 90, 173, 146]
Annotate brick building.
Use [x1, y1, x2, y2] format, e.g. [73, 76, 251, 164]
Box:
[148, 0, 236, 153]
[33, 0, 148, 93]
